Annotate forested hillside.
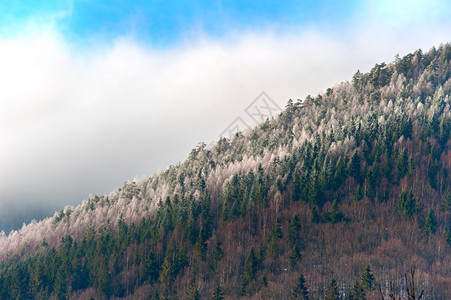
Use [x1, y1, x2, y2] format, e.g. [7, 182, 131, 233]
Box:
[1, 43, 451, 299]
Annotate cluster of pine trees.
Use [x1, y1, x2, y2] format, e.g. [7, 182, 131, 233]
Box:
[0, 44, 451, 298]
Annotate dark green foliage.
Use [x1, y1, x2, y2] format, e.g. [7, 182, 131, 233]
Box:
[292, 273, 309, 300]
[443, 187, 451, 211]
[289, 244, 302, 270]
[270, 217, 283, 240]
[143, 250, 159, 283]
[159, 239, 187, 288]
[221, 172, 269, 221]
[311, 205, 321, 223]
[395, 53, 413, 76]
[242, 247, 258, 292]
[424, 208, 437, 235]
[209, 239, 224, 271]
[185, 277, 201, 300]
[212, 284, 224, 300]
[354, 185, 363, 201]
[407, 154, 415, 177]
[349, 152, 362, 183]
[328, 200, 344, 224]
[352, 69, 364, 91]
[150, 289, 160, 300]
[308, 173, 320, 206]
[289, 214, 301, 247]
[334, 157, 348, 189]
[194, 228, 207, 260]
[360, 265, 374, 290]
[345, 281, 365, 300]
[369, 63, 392, 88]
[397, 148, 408, 179]
[267, 217, 283, 259]
[444, 226, 451, 246]
[325, 278, 340, 300]
[396, 190, 420, 216]
[261, 274, 268, 287]
[427, 148, 439, 189]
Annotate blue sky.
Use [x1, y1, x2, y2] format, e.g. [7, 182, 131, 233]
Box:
[0, 0, 364, 45]
[1, 0, 450, 48]
[1, 0, 451, 230]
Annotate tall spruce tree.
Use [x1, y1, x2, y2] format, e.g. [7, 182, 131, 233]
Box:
[360, 265, 374, 290]
[325, 278, 340, 300]
[212, 284, 224, 300]
[292, 273, 309, 300]
[242, 247, 258, 292]
[425, 208, 437, 235]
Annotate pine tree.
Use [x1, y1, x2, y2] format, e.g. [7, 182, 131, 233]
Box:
[143, 250, 159, 283]
[425, 208, 437, 235]
[209, 239, 224, 271]
[444, 226, 451, 246]
[194, 228, 207, 260]
[185, 277, 201, 300]
[289, 244, 302, 270]
[292, 273, 309, 299]
[261, 275, 268, 287]
[360, 265, 374, 290]
[345, 281, 365, 300]
[311, 205, 321, 223]
[325, 278, 340, 300]
[349, 152, 362, 183]
[242, 247, 258, 292]
[293, 172, 303, 201]
[30, 255, 43, 296]
[334, 157, 348, 189]
[407, 154, 415, 177]
[289, 214, 301, 247]
[212, 284, 224, 300]
[328, 200, 343, 224]
[354, 185, 363, 201]
[267, 217, 283, 258]
[53, 264, 69, 299]
[150, 289, 160, 300]
[406, 190, 420, 216]
[444, 187, 451, 211]
[270, 217, 283, 240]
[398, 148, 408, 178]
[396, 190, 419, 216]
[308, 172, 319, 206]
[159, 239, 187, 289]
[352, 69, 363, 90]
[93, 256, 109, 296]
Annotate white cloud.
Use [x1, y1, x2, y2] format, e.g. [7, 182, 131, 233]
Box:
[1, 8, 451, 214]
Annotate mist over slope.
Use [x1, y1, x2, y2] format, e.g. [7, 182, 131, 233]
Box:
[0, 203, 58, 234]
[0, 43, 451, 299]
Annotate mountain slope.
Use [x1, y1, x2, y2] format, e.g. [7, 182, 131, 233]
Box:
[1, 43, 451, 299]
